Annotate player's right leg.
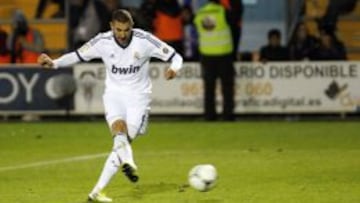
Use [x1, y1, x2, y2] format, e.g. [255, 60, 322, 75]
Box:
[88, 94, 136, 202]
[88, 119, 138, 203]
[88, 192, 112, 203]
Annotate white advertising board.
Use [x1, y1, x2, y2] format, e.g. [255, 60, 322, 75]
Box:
[73, 62, 360, 114]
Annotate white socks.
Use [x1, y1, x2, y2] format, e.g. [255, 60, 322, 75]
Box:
[89, 133, 136, 196]
[113, 134, 137, 170]
[90, 151, 120, 196]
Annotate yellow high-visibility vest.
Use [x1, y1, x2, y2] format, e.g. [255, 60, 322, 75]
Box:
[194, 2, 233, 55]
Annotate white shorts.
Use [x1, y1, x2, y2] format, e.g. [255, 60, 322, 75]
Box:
[103, 92, 151, 139]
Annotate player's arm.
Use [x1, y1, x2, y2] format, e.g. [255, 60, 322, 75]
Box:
[165, 52, 183, 80]
[38, 33, 102, 69]
[37, 52, 81, 69]
[145, 33, 183, 80]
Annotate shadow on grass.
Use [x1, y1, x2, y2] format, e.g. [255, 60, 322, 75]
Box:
[115, 182, 180, 200]
[114, 182, 223, 203]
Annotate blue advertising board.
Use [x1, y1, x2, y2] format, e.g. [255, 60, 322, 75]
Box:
[0, 67, 74, 111]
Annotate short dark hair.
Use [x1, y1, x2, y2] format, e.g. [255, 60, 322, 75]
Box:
[268, 29, 281, 39]
[112, 9, 134, 26]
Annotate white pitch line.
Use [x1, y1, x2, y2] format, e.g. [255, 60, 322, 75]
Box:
[0, 153, 108, 172]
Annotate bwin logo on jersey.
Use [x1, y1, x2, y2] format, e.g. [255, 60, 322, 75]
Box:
[112, 65, 140, 74]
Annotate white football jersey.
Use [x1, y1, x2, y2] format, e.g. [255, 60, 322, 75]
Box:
[76, 28, 176, 94]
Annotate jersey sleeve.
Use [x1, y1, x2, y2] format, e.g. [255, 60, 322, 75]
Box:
[147, 34, 176, 61]
[76, 34, 102, 61]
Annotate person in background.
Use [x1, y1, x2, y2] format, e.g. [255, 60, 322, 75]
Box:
[194, 0, 235, 121]
[259, 28, 289, 62]
[153, 0, 184, 56]
[288, 22, 319, 60]
[0, 27, 11, 64]
[138, 0, 157, 32]
[35, 0, 65, 19]
[70, 0, 121, 50]
[313, 0, 358, 35]
[309, 29, 347, 61]
[8, 10, 45, 64]
[182, 4, 199, 61]
[220, 0, 244, 60]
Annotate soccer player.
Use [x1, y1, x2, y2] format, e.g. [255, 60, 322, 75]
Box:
[37, 9, 183, 203]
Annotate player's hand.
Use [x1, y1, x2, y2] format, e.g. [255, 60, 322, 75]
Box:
[165, 68, 176, 80]
[37, 53, 54, 69]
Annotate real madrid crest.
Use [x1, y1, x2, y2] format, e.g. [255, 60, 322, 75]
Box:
[134, 52, 140, 60]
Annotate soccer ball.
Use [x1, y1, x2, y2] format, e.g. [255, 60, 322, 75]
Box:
[188, 164, 217, 192]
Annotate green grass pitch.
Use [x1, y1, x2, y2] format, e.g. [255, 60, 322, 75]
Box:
[0, 121, 359, 203]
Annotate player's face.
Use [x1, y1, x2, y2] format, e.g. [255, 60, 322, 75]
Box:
[111, 20, 132, 46]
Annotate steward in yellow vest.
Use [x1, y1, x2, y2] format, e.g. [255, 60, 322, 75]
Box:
[194, 0, 233, 56]
[194, 0, 235, 121]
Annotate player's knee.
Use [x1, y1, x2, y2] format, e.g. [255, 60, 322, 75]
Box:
[111, 120, 127, 135]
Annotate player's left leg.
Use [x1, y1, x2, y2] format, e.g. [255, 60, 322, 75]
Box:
[121, 95, 151, 181]
[125, 93, 151, 140]
[127, 106, 150, 139]
[112, 93, 151, 179]
[111, 119, 139, 183]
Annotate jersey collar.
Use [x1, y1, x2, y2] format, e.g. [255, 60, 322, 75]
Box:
[114, 31, 133, 49]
